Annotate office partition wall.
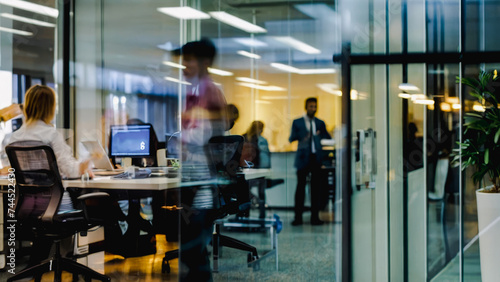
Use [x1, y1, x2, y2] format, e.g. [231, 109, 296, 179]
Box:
[70, 0, 342, 280]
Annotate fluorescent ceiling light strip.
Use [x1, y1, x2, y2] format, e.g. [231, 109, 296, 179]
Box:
[163, 61, 185, 69]
[413, 99, 435, 105]
[271, 63, 300, 73]
[398, 83, 419, 91]
[317, 83, 341, 96]
[452, 104, 461, 109]
[0, 0, 58, 18]
[261, 96, 298, 100]
[273, 36, 321, 54]
[208, 67, 233, 76]
[237, 82, 286, 91]
[237, 50, 261, 59]
[271, 63, 334, 75]
[255, 100, 272, 104]
[0, 26, 32, 36]
[299, 68, 336, 74]
[164, 76, 191, 85]
[411, 94, 427, 101]
[209, 11, 266, 33]
[157, 7, 210, 20]
[398, 93, 412, 99]
[236, 77, 267, 85]
[234, 38, 268, 47]
[0, 13, 55, 27]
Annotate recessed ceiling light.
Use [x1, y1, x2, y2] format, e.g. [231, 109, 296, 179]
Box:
[234, 37, 268, 47]
[164, 76, 191, 85]
[208, 67, 233, 76]
[162, 61, 185, 69]
[236, 77, 267, 85]
[0, 13, 55, 27]
[157, 7, 210, 20]
[209, 11, 266, 33]
[237, 50, 261, 59]
[273, 36, 321, 54]
[0, 0, 58, 18]
[0, 26, 32, 36]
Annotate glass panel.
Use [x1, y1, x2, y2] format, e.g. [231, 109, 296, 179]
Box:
[406, 64, 426, 282]
[73, 0, 341, 280]
[343, 0, 387, 55]
[351, 64, 389, 281]
[424, 63, 461, 280]
[426, 0, 460, 53]
[0, 0, 57, 163]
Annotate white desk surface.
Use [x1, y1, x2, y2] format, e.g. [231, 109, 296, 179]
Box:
[0, 168, 271, 190]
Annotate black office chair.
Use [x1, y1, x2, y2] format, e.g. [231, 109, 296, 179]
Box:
[161, 135, 259, 273]
[205, 135, 263, 271]
[5, 141, 111, 282]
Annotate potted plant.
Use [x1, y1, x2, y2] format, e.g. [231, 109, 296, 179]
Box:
[454, 70, 500, 282]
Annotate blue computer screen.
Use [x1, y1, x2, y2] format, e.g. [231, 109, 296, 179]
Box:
[110, 124, 151, 157]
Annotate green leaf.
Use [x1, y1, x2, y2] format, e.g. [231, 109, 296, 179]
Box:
[485, 148, 490, 165]
[466, 113, 483, 118]
[495, 128, 500, 143]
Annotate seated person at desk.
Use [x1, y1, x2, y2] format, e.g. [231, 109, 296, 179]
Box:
[241, 120, 270, 168]
[7, 85, 93, 179]
[4, 85, 94, 265]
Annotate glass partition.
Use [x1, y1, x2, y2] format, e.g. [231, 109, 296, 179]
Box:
[73, 0, 341, 280]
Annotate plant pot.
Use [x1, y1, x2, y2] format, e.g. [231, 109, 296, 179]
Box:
[476, 188, 500, 282]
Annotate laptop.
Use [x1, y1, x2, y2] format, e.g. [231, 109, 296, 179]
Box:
[81, 140, 123, 176]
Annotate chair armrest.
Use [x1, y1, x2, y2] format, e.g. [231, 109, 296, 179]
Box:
[77, 192, 110, 200]
[76, 192, 110, 224]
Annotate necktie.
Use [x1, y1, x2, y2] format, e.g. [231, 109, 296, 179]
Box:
[309, 119, 314, 153]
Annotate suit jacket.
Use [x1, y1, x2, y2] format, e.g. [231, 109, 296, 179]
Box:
[289, 116, 331, 170]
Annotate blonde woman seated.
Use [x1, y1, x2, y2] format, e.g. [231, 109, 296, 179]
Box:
[8, 85, 93, 180]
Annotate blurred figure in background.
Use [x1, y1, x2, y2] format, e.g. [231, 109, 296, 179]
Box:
[241, 120, 270, 168]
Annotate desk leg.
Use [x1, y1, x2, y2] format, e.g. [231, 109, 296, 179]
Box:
[257, 178, 266, 219]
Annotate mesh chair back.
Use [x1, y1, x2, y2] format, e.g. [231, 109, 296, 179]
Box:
[6, 141, 64, 223]
[206, 135, 244, 215]
[206, 135, 244, 180]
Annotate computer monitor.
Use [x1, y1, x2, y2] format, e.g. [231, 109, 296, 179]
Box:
[110, 124, 153, 158]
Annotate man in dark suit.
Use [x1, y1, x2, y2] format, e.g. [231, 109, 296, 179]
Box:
[289, 97, 331, 225]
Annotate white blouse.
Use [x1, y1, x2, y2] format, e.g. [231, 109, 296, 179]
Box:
[8, 120, 81, 179]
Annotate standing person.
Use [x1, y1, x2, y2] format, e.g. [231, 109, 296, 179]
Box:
[173, 37, 227, 282]
[289, 97, 331, 226]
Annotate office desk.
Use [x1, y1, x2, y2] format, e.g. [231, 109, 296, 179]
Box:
[0, 169, 271, 266]
[0, 168, 271, 189]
